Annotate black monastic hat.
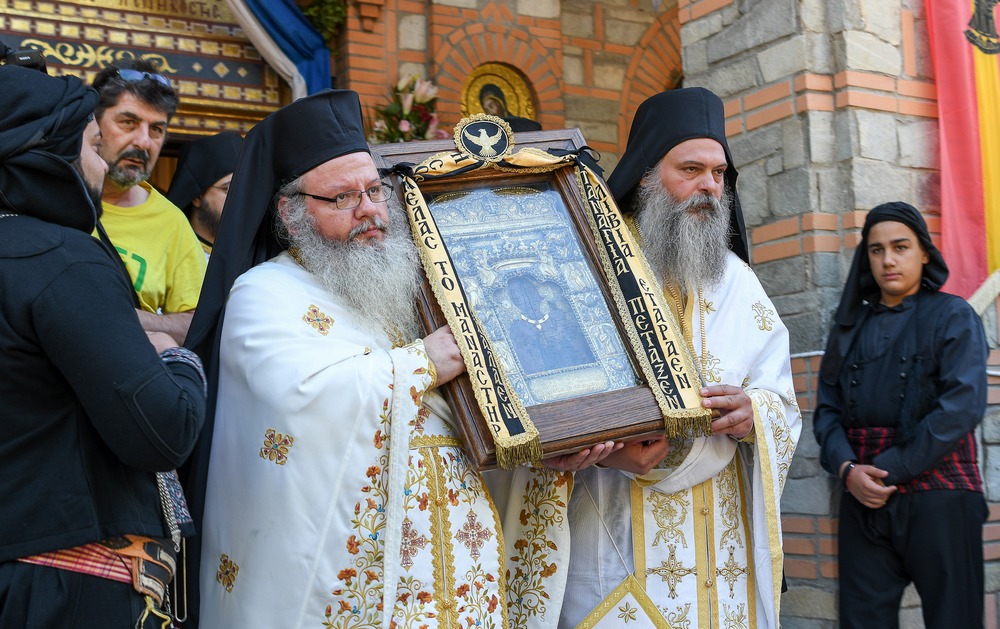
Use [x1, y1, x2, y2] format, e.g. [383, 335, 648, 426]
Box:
[166, 131, 243, 215]
[186, 88, 370, 357]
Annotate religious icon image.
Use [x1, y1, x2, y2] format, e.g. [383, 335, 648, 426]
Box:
[479, 83, 509, 117]
[460, 62, 537, 120]
[426, 183, 636, 406]
[504, 274, 596, 374]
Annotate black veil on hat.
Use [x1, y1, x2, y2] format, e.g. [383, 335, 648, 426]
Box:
[166, 130, 243, 215]
[0, 66, 100, 232]
[821, 201, 948, 384]
[186, 88, 370, 359]
[607, 87, 749, 263]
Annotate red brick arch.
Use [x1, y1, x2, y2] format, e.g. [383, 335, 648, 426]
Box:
[619, 7, 683, 150]
[431, 16, 564, 130]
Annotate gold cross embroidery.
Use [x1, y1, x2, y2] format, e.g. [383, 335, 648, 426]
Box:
[716, 547, 749, 598]
[647, 544, 696, 599]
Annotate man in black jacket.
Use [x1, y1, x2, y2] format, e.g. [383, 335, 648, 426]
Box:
[0, 65, 206, 627]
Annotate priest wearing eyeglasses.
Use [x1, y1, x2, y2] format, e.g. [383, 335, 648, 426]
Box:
[91, 58, 207, 345]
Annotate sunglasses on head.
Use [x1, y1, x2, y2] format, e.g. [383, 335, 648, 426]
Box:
[114, 67, 172, 88]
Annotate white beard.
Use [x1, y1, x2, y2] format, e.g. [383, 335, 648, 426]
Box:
[634, 182, 733, 294]
[286, 198, 422, 344]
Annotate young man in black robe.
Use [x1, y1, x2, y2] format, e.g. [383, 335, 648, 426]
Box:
[814, 201, 988, 628]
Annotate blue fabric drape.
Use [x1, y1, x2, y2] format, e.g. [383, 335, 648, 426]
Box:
[244, 0, 331, 95]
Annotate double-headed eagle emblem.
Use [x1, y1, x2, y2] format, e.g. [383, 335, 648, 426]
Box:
[454, 114, 513, 163]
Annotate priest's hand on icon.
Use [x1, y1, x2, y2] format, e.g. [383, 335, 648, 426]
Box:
[423, 325, 467, 386]
[596, 434, 670, 475]
[703, 384, 754, 440]
[541, 440, 624, 472]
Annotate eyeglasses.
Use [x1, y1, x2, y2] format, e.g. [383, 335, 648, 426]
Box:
[114, 68, 172, 89]
[295, 183, 393, 211]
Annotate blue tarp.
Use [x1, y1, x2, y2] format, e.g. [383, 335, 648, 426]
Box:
[245, 0, 331, 95]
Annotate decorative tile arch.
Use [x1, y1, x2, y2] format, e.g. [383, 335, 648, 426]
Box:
[432, 6, 564, 130]
[619, 7, 683, 150]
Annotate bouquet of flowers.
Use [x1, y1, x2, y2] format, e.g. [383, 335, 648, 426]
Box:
[369, 75, 450, 143]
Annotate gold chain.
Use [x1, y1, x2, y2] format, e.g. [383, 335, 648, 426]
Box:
[664, 281, 707, 383]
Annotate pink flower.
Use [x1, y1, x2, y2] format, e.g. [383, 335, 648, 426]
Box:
[401, 93, 414, 116]
[398, 119, 412, 133]
[425, 113, 440, 138]
[413, 79, 439, 104]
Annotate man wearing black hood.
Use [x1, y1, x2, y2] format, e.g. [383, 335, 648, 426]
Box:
[814, 202, 988, 628]
[166, 130, 243, 259]
[0, 67, 206, 626]
[559, 88, 800, 628]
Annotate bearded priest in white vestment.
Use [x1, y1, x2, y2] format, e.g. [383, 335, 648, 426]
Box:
[185, 90, 619, 629]
[559, 88, 801, 629]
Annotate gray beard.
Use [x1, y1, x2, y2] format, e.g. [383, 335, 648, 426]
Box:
[634, 182, 733, 294]
[287, 198, 422, 343]
[106, 149, 151, 188]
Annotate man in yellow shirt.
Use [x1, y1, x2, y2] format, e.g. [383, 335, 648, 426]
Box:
[92, 58, 206, 344]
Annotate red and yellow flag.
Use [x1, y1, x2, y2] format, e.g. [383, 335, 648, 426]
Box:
[927, 0, 1000, 297]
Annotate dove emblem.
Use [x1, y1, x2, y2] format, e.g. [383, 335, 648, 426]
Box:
[463, 126, 505, 157]
[454, 115, 513, 162]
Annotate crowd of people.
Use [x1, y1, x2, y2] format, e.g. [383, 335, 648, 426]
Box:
[0, 54, 987, 629]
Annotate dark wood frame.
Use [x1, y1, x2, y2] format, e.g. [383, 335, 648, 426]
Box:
[372, 130, 665, 469]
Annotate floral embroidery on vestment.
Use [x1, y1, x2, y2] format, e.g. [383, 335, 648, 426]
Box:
[701, 349, 722, 383]
[722, 601, 748, 629]
[507, 468, 568, 627]
[303, 304, 333, 335]
[259, 428, 294, 465]
[663, 602, 692, 627]
[649, 489, 689, 549]
[216, 554, 239, 592]
[752, 301, 775, 332]
[717, 463, 743, 549]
